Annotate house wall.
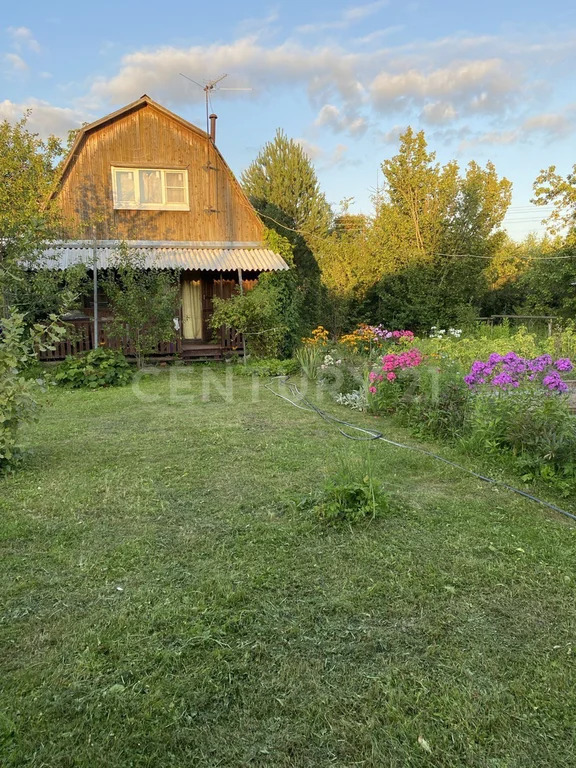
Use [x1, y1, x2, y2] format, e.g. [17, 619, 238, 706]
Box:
[54, 103, 265, 243]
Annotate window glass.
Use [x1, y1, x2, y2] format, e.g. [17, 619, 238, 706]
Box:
[112, 167, 188, 209]
[166, 187, 185, 203]
[116, 170, 135, 202]
[166, 171, 186, 203]
[139, 170, 163, 204]
[166, 171, 184, 187]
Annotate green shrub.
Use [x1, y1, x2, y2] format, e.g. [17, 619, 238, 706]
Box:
[417, 326, 542, 369]
[54, 348, 133, 389]
[211, 286, 287, 359]
[318, 357, 364, 397]
[545, 322, 576, 363]
[400, 361, 471, 439]
[295, 345, 323, 380]
[297, 456, 389, 525]
[462, 388, 576, 490]
[1, 311, 65, 470]
[232, 358, 300, 377]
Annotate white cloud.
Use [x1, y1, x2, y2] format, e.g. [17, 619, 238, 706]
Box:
[295, 137, 323, 161]
[0, 99, 88, 138]
[3, 53, 28, 72]
[370, 59, 519, 115]
[2, 26, 572, 153]
[296, 0, 388, 34]
[421, 101, 457, 125]
[296, 137, 349, 168]
[84, 39, 367, 111]
[330, 143, 349, 166]
[84, 37, 530, 131]
[235, 10, 280, 38]
[315, 104, 367, 135]
[353, 26, 404, 45]
[7, 26, 41, 53]
[521, 110, 574, 139]
[343, 0, 389, 23]
[376, 124, 408, 144]
[460, 104, 576, 149]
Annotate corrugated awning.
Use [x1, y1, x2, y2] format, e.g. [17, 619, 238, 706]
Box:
[38, 240, 290, 272]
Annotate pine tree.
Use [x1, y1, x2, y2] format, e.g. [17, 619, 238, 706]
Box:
[242, 130, 332, 329]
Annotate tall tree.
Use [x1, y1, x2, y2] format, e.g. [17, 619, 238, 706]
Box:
[242, 130, 332, 329]
[241, 129, 332, 241]
[315, 200, 374, 334]
[515, 236, 576, 319]
[367, 128, 511, 329]
[532, 164, 576, 238]
[0, 116, 63, 313]
[371, 127, 459, 272]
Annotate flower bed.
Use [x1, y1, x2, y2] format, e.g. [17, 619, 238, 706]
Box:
[464, 352, 573, 392]
[304, 324, 576, 491]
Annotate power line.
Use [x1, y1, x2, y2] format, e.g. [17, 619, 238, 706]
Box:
[255, 210, 576, 261]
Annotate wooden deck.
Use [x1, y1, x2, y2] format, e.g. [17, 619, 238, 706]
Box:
[38, 320, 243, 362]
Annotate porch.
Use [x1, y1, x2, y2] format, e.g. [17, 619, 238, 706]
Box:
[38, 318, 243, 362]
[37, 240, 289, 362]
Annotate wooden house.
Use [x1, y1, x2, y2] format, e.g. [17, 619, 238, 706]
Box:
[41, 95, 289, 360]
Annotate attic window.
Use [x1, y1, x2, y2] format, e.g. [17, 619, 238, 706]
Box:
[111, 167, 189, 211]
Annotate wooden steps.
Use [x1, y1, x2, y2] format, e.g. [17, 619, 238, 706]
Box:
[181, 342, 225, 361]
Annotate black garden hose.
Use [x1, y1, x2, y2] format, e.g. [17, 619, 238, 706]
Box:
[266, 380, 576, 524]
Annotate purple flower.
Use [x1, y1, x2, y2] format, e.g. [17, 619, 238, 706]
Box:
[465, 351, 573, 394]
[543, 374, 568, 392]
[555, 358, 573, 372]
[471, 361, 490, 376]
[491, 372, 515, 389]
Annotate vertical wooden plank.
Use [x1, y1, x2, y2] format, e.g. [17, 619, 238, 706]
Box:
[55, 102, 265, 244]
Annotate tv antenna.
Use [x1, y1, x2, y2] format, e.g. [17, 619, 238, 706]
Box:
[179, 72, 252, 135]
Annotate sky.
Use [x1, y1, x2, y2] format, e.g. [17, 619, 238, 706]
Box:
[1, 0, 575, 241]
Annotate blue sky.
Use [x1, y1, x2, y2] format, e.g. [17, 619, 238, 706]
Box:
[2, 0, 575, 240]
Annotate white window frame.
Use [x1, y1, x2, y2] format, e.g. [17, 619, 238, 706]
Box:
[111, 167, 189, 211]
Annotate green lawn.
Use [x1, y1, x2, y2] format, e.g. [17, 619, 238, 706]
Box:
[1, 367, 576, 767]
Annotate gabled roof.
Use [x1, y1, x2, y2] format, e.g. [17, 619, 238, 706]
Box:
[50, 95, 250, 210]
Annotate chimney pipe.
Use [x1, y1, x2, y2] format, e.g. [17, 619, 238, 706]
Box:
[209, 113, 217, 143]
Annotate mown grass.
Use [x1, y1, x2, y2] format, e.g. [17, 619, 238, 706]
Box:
[1, 366, 576, 767]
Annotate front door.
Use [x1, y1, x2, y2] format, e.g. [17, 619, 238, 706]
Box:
[181, 278, 203, 340]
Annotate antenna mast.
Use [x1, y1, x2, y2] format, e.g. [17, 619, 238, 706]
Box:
[179, 72, 251, 135]
[179, 72, 252, 214]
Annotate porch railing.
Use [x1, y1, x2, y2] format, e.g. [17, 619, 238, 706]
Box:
[38, 320, 183, 361]
[220, 325, 243, 352]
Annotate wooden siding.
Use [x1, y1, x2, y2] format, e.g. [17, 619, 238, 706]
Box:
[54, 102, 264, 243]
